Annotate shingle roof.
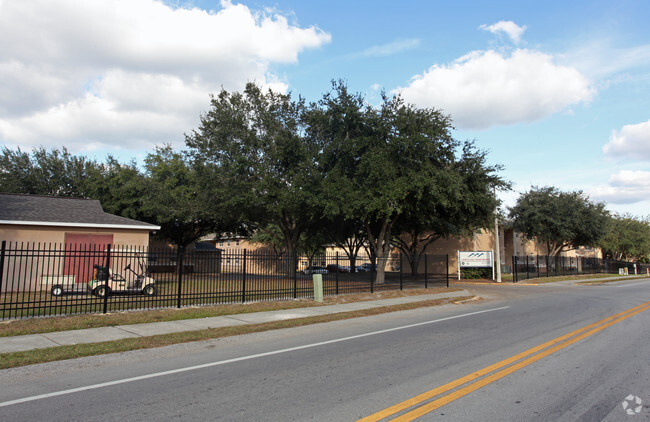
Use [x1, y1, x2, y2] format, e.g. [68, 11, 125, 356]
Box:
[0, 194, 159, 230]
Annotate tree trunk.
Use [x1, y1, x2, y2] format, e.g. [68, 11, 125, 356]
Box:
[366, 218, 395, 284]
[280, 217, 300, 279]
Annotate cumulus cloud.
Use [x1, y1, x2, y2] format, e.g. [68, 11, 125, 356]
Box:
[590, 170, 650, 204]
[603, 120, 650, 161]
[0, 0, 331, 152]
[395, 49, 594, 130]
[479, 21, 527, 44]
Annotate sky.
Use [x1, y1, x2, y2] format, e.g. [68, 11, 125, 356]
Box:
[1, 0, 650, 216]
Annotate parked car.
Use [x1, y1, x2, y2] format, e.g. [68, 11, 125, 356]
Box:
[326, 264, 349, 273]
[302, 266, 329, 275]
[361, 263, 377, 271]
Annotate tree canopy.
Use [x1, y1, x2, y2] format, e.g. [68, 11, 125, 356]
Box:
[1, 81, 509, 270]
[508, 186, 610, 256]
[142, 145, 216, 247]
[185, 83, 322, 271]
[307, 82, 508, 281]
[0, 146, 100, 197]
[599, 214, 650, 262]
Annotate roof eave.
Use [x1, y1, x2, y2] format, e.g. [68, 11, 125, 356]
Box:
[0, 220, 160, 231]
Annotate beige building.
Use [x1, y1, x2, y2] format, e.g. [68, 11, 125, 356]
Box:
[0, 194, 159, 291]
[201, 227, 601, 277]
[404, 226, 602, 276]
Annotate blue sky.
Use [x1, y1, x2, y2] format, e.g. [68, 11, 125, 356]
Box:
[1, 0, 649, 216]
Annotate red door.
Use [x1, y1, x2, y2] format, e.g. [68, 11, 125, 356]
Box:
[64, 234, 114, 283]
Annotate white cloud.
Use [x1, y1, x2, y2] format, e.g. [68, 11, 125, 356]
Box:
[0, 0, 331, 152]
[591, 170, 650, 205]
[395, 49, 594, 130]
[479, 21, 527, 45]
[603, 120, 650, 161]
[355, 38, 421, 58]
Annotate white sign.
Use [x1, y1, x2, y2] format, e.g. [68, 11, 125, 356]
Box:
[459, 251, 493, 268]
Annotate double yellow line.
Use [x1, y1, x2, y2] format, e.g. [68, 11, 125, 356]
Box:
[359, 301, 650, 421]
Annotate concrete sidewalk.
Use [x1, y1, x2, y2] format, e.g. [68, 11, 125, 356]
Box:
[0, 290, 472, 354]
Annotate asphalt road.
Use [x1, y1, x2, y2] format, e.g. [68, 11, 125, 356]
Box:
[1, 278, 649, 421]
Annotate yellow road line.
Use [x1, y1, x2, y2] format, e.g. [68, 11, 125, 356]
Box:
[359, 301, 650, 422]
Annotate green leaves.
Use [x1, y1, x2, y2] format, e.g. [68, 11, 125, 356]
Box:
[142, 145, 216, 247]
[509, 186, 609, 256]
[1, 81, 509, 261]
[0, 146, 101, 198]
[185, 83, 321, 257]
[599, 214, 650, 262]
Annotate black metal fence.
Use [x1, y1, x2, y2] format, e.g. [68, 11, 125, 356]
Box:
[0, 241, 449, 320]
[512, 254, 648, 282]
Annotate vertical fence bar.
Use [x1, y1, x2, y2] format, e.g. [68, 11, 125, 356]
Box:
[241, 249, 247, 304]
[525, 255, 529, 280]
[177, 246, 185, 309]
[293, 252, 297, 299]
[335, 252, 339, 295]
[0, 241, 6, 299]
[370, 256, 375, 293]
[103, 244, 111, 315]
[513, 256, 517, 283]
[537, 255, 540, 279]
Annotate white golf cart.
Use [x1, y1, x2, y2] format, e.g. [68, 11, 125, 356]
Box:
[88, 255, 156, 297]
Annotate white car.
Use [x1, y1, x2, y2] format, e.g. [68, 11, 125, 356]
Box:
[303, 266, 329, 275]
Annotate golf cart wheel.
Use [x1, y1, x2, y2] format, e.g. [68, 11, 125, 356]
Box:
[51, 285, 64, 297]
[94, 285, 109, 297]
[142, 284, 157, 296]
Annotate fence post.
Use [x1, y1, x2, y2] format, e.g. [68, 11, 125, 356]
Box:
[335, 252, 339, 295]
[241, 249, 247, 304]
[513, 256, 517, 283]
[103, 244, 111, 314]
[0, 241, 6, 298]
[424, 254, 428, 289]
[177, 246, 185, 309]
[537, 255, 540, 279]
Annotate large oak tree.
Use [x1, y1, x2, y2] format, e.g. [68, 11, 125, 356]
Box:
[509, 186, 609, 256]
[185, 83, 322, 274]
